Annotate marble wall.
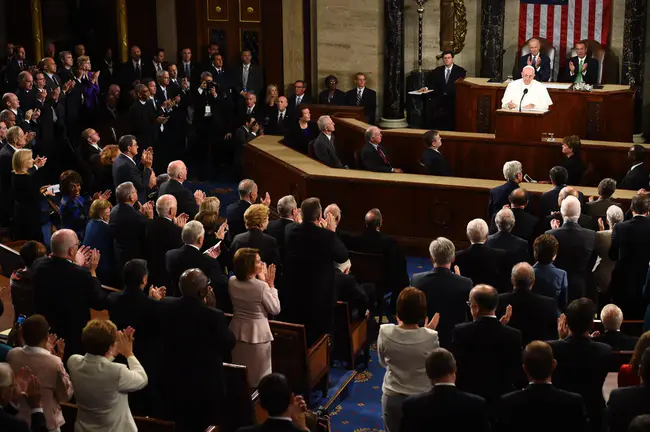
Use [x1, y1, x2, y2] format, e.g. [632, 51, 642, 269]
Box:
[282, 0, 305, 91]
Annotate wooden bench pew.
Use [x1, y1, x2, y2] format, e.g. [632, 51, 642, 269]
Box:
[593, 320, 645, 338]
[333, 301, 369, 369]
[60, 402, 176, 432]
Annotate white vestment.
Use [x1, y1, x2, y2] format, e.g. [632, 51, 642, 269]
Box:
[501, 79, 553, 111]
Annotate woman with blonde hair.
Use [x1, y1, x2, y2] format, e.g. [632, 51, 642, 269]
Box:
[228, 248, 280, 386]
[265, 84, 279, 108]
[92, 144, 120, 202]
[11, 149, 54, 241]
[231, 204, 279, 266]
[198, 196, 221, 214]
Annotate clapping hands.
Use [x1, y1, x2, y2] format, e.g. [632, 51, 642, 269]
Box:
[194, 189, 206, 205]
[216, 221, 228, 240]
[46, 334, 65, 360]
[149, 286, 167, 300]
[140, 201, 154, 219]
[174, 213, 189, 228]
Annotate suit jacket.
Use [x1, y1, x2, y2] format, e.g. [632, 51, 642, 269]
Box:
[165, 244, 229, 301]
[32, 257, 108, 357]
[0, 408, 47, 432]
[532, 263, 568, 312]
[421, 148, 452, 176]
[312, 132, 343, 168]
[232, 63, 263, 97]
[609, 215, 650, 299]
[516, 53, 552, 82]
[549, 335, 612, 430]
[360, 142, 393, 173]
[4, 57, 27, 91]
[488, 181, 520, 219]
[127, 100, 159, 151]
[238, 418, 305, 432]
[44, 72, 63, 92]
[97, 103, 123, 145]
[344, 87, 377, 124]
[619, 163, 650, 191]
[427, 64, 467, 98]
[498, 384, 586, 432]
[318, 89, 346, 105]
[16, 88, 37, 112]
[265, 107, 291, 136]
[539, 185, 563, 219]
[226, 200, 252, 240]
[266, 218, 294, 260]
[593, 330, 638, 351]
[234, 125, 257, 149]
[284, 222, 349, 344]
[486, 231, 531, 265]
[286, 93, 314, 119]
[109, 203, 149, 270]
[564, 154, 587, 186]
[606, 385, 650, 432]
[496, 290, 558, 345]
[455, 244, 509, 293]
[284, 121, 319, 154]
[400, 385, 489, 432]
[231, 229, 280, 266]
[119, 60, 144, 90]
[584, 197, 622, 220]
[157, 179, 199, 218]
[452, 317, 523, 404]
[67, 354, 148, 432]
[82, 219, 116, 285]
[510, 207, 540, 244]
[411, 267, 473, 348]
[563, 56, 600, 85]
[112, 153, 152, 204]
[145, 217, 183, 288]
[546, 221, 597, 300]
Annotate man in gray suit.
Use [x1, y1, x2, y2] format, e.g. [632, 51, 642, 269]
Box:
[312, 115, 344, 168]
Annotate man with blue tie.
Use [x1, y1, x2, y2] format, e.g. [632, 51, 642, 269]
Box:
[345, 73, 377, 124]
[359, 126, 402, 173]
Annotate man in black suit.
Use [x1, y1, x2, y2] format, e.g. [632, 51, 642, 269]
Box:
[619, 145, 649, 191]
[238, 373, 312, 432]
[515, 38, 552, 82]
[400, 348, 489, 432]
[500, 189, 540, 246]
[15, 71, 37, 112]
[497, 341, 586, 432]
[266, 195, 299, 260]
[266, 96, 290, 136]
[420, 130, 452, 176]
[452, 285, 523, 409]
[113, 134, 154, 204]
[98, 48, 118, 94]
[143, 48, 167, 79]
[563, 40, 599, 85]
[425, 51, 467, 130]
[127, 84, 165, 155]
[542, 186, 596, 232]
[41, 57, 62, 92]
[145, 195, 185, 288]
[232, 114, 261, 178]
[226, 179, 271, 240]
[284, 197, 349, 344]
[497, 263, 559, 345]
[109, 182, 154, 273]
[606, 347, 650, 432]
[487, 208, 531, 265]
[166, 221, 229, 303]
[488, 160, 523, 219]
[238, 93, 261, 127]
[411, 237, 473, 348]
[456, 218, 509, 293]
[77, 128, 102, 189]
[2, 92, 36, 134]
[119, 45, 144, 92]
[233, 49, 263, 102]
[345, 72, 377, 125]
[594, 304, 639, 350]
[158, 160, 205, 218]
[287, 80, 314, 120]
[32, 229, 108, 358]
[159, 268, 235, 431]
[550, 298, 612, 432]
[312, 115, 343, 168]
[539, 166, 570, 218]
[546, 195, 596, 301]
[608, 194, 650, 318]
[56, 51, 75, 85]
[208, 54, 231, 96]
[359, 126, 402, 173]
[178, 48, 197, 84]
[584, 177, 622, 220]
[4, 45, 27, 92]
[97, 84, 123, 145]
[0, 363, 49, 432]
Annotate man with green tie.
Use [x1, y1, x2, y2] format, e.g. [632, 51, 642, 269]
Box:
[564, 40, 599, 85]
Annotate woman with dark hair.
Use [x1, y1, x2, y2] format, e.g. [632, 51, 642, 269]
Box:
[60, 170, 111, 239]
[561, 135, 587, 186]
[10, 240, 47, 320]
[284, 106, 318, 154]
[618, 331, 650, 388]
[378, 287, 440, 432]
[228, 248, 280, 387]
[318, 75, 346, 105]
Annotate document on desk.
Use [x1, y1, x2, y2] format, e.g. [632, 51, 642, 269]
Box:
[520, 108, 549, 114]
[543, 83, 572, 90]
[408, 89, 435, 95]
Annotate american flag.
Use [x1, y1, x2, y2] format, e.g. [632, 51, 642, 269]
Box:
[518, 0, 611, 59]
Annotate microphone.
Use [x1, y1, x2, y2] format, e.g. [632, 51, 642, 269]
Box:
[519, 88, 528, 112]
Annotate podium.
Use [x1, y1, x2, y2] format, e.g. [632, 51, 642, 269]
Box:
[495, 109, 552, 142]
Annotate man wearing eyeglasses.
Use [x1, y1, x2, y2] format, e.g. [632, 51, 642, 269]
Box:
[287, 80, 313, 120]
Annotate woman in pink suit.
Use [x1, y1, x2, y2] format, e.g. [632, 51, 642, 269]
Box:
[228, 247, 280, 387]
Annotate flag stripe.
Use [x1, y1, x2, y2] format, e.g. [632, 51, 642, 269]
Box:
[588, 0, 597, 40]
[539, 5, 548, 38]
[533, 4, 542, 38]
[527, 3, 535, 41]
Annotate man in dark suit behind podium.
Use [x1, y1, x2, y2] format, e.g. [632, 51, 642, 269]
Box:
[426, 51, 466, 130]
[345, 72, 377, 125]
[562, 40, 599, 86]
[359, 126, 402, 173]
[421, 130, 452, 176]
[515, 38, 551, 82]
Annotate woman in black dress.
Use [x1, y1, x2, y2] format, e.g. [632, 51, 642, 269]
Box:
[561, 135, 587, 186]
[284, 106, 319, 154]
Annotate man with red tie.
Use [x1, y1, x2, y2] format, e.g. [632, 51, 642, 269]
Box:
[360, 126, 403, 173]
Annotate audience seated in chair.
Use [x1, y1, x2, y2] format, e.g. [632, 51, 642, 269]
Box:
[584, 178, 622, 220]
[594, 304, 638, 351]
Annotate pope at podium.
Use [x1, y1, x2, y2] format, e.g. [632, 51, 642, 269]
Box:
[501, 65, 553, 112]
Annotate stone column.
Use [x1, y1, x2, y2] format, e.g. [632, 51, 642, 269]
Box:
[116, 0, 129, 63]
[479, 0, 506, 80]
[622, 0, 648, 141]
[380, 0, 408, 129]
[29, 0, 44, 62]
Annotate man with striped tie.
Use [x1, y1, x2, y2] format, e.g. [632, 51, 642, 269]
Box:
[563, 40, 599, 85]
[345, 72, 377, 125]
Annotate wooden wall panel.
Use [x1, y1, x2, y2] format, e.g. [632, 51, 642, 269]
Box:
[126, 0, 158, 57]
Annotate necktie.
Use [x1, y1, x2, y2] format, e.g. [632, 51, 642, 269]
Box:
[279, 113, 284, 122]
[52, 106, 58, 123]
[247, 107, 252, 114]
[445, 68, 450, 83]
[356, 90, 362, 106]
[109, 107, 116, 119]
[185, 63, 190, 78]
[18, 61, 23, 69]
[377, 147, 389, 165]
[156, 63, 161, 72]
[296, 96, 301, 108]
[575, 59, 583, 83]
[135, 63, 141, 78]
[243, 66, 249, 89]
[162, 87, 167, 100]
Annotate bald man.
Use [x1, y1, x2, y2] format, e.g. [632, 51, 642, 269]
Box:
[516, 38, 551, 82]
[266, 95, 290, 135]
[32, 229, 108, 358]
[145, 194, 185, 287]
[502, 65, 552, 111]
[159, 268, 236, 431]
[158, 160, 205, 218]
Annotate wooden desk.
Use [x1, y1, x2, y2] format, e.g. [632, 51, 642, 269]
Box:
[333, 118, 650, 186]
[244, 136, 636, 254]
[456, 77, 635, 142]
[301, 104, 365, 122]
[495, 109, 551, 142]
